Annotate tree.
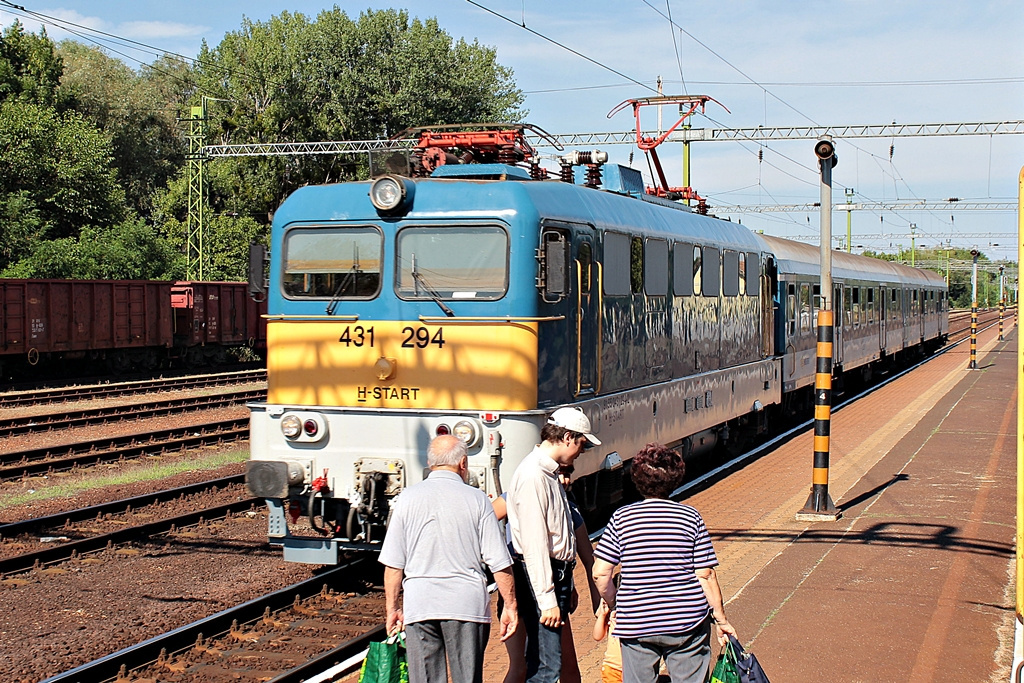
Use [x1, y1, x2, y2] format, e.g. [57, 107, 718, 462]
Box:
[167, 8, 525, 224]
[0, 99, 125, 239]
[2, 218, 183, 279]
[57, 42, 188, 217]
[0, 22, 64, 107]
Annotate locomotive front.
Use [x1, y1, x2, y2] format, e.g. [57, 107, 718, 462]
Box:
[245, 173, 557, 564]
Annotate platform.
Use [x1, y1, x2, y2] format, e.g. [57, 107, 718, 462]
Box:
[480, 319, 1017, 682]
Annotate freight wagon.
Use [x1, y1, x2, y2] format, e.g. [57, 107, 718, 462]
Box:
[0, 279, 266, 379]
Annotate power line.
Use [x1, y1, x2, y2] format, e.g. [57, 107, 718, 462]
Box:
[465, 0, 657, 95]
[714, 200, 1015, 214]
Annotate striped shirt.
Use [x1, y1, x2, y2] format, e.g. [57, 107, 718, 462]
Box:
[594, 499, 718, 639]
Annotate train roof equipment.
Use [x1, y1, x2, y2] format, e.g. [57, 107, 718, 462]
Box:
[607, 95, 730, 212]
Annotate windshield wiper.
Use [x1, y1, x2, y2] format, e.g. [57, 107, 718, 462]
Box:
[326, 246, 359, 315]
[411, 254, 455, 317]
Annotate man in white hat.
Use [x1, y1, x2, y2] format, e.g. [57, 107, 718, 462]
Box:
[506, 407, 601, 683]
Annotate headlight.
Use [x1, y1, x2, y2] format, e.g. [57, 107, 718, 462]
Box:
[369, 175, 413, 213]
[281, 415, 302, 439]
[452, 419, 480, 447]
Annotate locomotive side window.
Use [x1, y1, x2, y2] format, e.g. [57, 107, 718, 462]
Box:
[702, 247, 720, 297]
[692, 246, 703, 295]
[673, 242, 693, 296]
[578, 242, 592, 294]
[787, 283, 796, 336]
[603, 232, 630, 296]
[282, 226, 383, 299]
[644, 239, 668, 296]
[722, 250, 739, 297]
[746, 252, 759, 296]
[630, 237, 644, 294]
[395, 225, 508, 300]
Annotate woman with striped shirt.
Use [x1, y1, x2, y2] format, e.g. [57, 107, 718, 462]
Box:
[592, 444, 737, 683]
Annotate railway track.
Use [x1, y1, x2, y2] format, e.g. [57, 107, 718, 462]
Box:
[947, 307, 1010, 341]
[0, 417, 250, 481]
[0, 369, 267, 409]
[0, 478, 257, 576]
[0, 388, 265, 438]
[42, 560, 385, 683]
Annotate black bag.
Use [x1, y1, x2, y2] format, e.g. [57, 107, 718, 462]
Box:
[727, 635, 771, 683]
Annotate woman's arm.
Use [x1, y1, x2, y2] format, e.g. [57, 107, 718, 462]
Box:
[695, 566, 736, 645]
[574, 521, 602, 613]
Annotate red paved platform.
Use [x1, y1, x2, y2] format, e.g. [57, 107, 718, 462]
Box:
[478, 320, 1017, 682]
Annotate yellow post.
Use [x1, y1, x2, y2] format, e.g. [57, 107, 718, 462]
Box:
[1016, 165, 1024, 655]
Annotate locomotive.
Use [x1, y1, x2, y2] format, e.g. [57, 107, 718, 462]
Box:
[0, 279, 266, 380]
[243, 125, 947, 564]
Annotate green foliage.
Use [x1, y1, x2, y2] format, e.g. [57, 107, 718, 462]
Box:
[0, 11, 524, 283]
[0, 99, 126, 237]
[0, 191, 45, 271]
[0, 22, 65, 106]
[2, 219, 183, 279]
[57, 42, 189, 217]
[160, 213, 265, 281]
[171, 7, 526, 224]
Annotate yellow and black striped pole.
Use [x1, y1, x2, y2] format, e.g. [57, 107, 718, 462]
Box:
[970, 302, 978, 369]
[999, 265, 1005, 342]
[970, 250, 979, 370]
[798, 310, 841, 520]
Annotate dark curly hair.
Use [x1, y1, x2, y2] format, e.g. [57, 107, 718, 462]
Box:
[631, 443, 685, 499]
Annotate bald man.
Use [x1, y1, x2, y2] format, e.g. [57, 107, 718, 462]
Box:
[380, 435, 518, 683]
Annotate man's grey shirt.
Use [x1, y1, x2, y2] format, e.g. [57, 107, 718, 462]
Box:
[379, 469, 513, 624]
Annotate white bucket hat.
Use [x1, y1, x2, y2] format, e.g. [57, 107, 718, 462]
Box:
[547, 407, 601, 445]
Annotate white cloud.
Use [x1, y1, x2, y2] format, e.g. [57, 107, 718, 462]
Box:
[119, 20, 209, 40]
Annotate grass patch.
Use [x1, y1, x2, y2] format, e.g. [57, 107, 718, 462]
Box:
[0, 448, 250, 511]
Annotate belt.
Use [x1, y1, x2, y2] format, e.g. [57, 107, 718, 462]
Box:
[512, 554, 576, 570]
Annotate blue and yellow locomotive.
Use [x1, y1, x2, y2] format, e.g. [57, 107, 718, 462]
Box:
[245, 127, 947, 564]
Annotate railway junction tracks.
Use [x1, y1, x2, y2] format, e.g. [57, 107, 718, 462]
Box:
[0, 388, 265, 438]
[0, 416, 252, 480]
[42, 560, 385, 683]
[0, 475, 253, 576]
[0, 368, 267, 409]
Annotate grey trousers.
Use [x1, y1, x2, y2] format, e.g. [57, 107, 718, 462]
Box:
[619, 619, 711, 683]
[405, 619, 491, 683]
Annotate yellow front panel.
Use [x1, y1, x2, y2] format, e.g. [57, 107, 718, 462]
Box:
[267, 320, 539, 410]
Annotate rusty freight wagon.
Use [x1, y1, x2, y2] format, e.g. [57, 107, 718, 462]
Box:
[0, 279, 267, 380]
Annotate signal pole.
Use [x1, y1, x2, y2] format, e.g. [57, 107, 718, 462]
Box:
[970, 249, 979, 369]
[186, 103, 207, 281]
[798, 136, 841, 522]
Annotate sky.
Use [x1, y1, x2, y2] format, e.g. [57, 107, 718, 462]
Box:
[3, 0, 1023, 262]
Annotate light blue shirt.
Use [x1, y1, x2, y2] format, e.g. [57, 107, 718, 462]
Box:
[379, 469, 512, 624]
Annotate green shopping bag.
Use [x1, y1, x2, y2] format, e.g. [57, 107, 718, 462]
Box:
[708, 639, 740, 683]
[358, 631, 408, 683]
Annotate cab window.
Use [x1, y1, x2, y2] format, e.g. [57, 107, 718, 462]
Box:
[282, 226, 382, 299]
[395, 225, 508, 299]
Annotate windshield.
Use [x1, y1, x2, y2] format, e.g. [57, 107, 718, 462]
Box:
[395, 226, 508, 300]
[282, 226, 382, 299]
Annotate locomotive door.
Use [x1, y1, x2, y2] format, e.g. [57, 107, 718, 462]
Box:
[574, 231, 599, 396]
